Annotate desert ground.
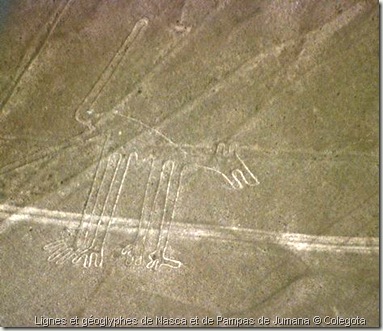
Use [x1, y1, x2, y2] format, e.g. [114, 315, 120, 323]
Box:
[0, 0, 379, 327]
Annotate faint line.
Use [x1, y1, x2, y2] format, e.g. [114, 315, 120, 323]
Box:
[0, 0, 74, 119]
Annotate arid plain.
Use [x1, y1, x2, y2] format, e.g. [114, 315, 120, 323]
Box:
[0, 0, 379, 327]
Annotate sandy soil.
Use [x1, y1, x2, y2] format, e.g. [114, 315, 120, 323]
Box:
[0, 0, 379, 327]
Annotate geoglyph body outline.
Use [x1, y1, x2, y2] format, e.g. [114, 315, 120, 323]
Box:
[41, 14, 260, 270]
[43, 127, 260, 270]
[7, 6, 373, 271]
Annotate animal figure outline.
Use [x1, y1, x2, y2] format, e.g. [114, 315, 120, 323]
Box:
[43, 16, 260, 270]
[44, 126, 260, 270]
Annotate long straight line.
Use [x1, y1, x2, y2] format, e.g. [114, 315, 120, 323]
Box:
[0, 204, 378, 254]
[0, 0, 74, 118]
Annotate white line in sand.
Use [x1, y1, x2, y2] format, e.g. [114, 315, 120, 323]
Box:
[0, 204, 378, 254]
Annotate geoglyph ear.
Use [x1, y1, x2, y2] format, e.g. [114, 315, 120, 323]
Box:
[215, 142, 239, 157]
[215, 142, 226, 156]
[228, 142, 239, 156]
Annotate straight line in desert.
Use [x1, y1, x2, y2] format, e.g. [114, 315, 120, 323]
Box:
[0, 0, 74, 119]
[0, 204, 378, 254]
